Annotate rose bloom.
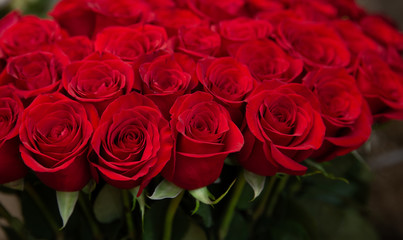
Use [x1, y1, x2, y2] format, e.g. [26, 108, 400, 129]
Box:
[0, 11, 62, 58]
[153, 8, 201, 36]
[234, 39, 303, 83]
[355, 51, 403, 121]
[95, 25, 168, 63]
[196, 57, 255, 125]
[19, 93, 94, 191]
[139, 53, 198, 118]
[50, 0, 153, 38]
[276, 19, 351, 69]
[177, 25, 221, 58]
[62, 51, 134, 114]
[186, 0, 246, 22]
[162, 92, 244, 189]
[238, 81, 325, 176]
[56, 36, 94, 62]
[360, 15, 403, 50]
[90, 92, 172, 193]
[0, 50, 69, 102]
[332, 20, 381, 59]
[0, 86, 27, 184]
[218, 17, 272, 54]
[303, 68, 372, 161]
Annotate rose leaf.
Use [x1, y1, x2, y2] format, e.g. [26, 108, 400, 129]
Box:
[56, 191, 79, 229]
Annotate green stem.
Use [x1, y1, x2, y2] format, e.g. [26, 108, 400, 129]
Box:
[0, 201, 26, 239]
[78, 193, 103, 240]
[163, 191, 184, 240]
[218, 173, 246, 240]
[122, 190, 136, 240]
[266, 174, 290, 217]
[24, 183, 62, 238]
[252, 175, 277, 221]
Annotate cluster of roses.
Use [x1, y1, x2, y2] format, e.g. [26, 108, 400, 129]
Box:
[0, 0, 402, 194]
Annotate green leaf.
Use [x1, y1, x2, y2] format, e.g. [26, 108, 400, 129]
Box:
[3, 178, 24, 191]
[149, 179, 184, 200]
[129, 187, 146, 226]
[244, 170, 266, 200]
[81, 179, 96, 195]
[189, 179, 236, 205]
[56, 191, 79, 229]
[93, 184, 123, 223]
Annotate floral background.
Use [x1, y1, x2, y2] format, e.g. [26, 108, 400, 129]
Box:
[0, 0, 402, 239]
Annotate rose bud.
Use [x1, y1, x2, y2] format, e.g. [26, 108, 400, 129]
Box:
[196, 57, 255, 125]
[19, 93, 94, 191]
[0, 86, 27, 184]
[0, 50, 69, 104]
[56, 36, 94, 61]
[234, 39, 303, 83]
[276, 19, 351, 69]
[360, 15, 403, 51]
[95, 25, 168, 63]
[0, 11, 62, 58]
[238, 81, 325, 176]
[218, 17, 272, 54]
[162, 92, 244, 189]
[303, 68, 372, 161]
[139, 53, 198, 119]
[355, 51, 403, 121]
[177, 25, 221, 58]
[89, 92, 173, 193]
[62, 51, 134, 115]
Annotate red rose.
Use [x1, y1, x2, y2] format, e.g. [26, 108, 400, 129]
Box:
[162, 92, 244, 189]
[62, 51, 135, 114]
[290, 0, 338, 22]
[0, 86, 27, 184]
[0, 11, 62, 58]
[196, 57, 255, 124]
[87, 0, 153, 35]
[50, 0, 153, 38]
[256, 10, 303, 32]
[234, 39, 303, 83]
[57, 36, 94, 61]
[0, 50, 69, 101]
[90, 92, 173, 193]
[95, 25, 168, 63]
[19, 93, 93, 191]
[332, 20, 381, 58]
[276, 19, 351, 69]
[154, 8, 201, 36]
[238, 81, 325, 176]
[355, 51, 403, 121]
[49, 0, 96, 37]
[247, 0, 284, 13]
[177, 25, 221, 58]
[360, 15, 403, 50]
[303, 68, 372, 161]
[218, 17, 272, 54]
[186, 0, 246, 22]
[139, 53, 198, 118]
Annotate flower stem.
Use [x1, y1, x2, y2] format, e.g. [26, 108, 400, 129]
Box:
[122, 190, 136, 240]
[78, 193, 103, 240]
[218, 173, 246, 240]
[24, 183, 62, 239]
[0, 201, 26, 239]
[266, 174, 290, 217]
[163, 191, 184, 240]
[252, 175, 277, 221]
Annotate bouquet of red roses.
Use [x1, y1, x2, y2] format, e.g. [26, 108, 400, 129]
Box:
[0, 0, 402, 239]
